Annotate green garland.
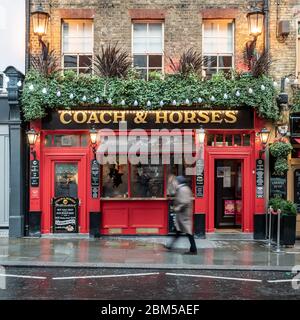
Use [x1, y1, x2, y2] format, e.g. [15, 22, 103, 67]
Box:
[269, 141, 293, 176]
[21, 70, 279, 121]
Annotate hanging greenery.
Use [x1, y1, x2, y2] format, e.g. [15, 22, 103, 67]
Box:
[21, 69, 279, 121]
[293, 89, 300, 111]
[269, 140, 293, 176]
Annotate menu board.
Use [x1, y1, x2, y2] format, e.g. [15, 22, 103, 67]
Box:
[270, 176, 287, 199]
[91, 159, 100, 199]
[294, 170, 300, 212]
[256, 159, 264, 198]
[53, 197, 78, 233]
[30, 160, 39, 187]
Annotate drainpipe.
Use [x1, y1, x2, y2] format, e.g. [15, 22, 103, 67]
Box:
[25, 0, 31, 72]
[263, 0, 270, 226]
[264, 0, 270, 54]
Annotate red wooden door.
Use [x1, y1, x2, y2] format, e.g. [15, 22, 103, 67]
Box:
[206, 150, 253, 233]
[42, 153, 87, 234]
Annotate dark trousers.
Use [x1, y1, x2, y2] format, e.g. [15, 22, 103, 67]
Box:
[168, 231, 197, 252]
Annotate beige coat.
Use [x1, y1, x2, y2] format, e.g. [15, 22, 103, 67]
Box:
[174, 184, 193, 235]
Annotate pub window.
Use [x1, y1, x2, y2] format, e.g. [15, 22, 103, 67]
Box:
[102, 164, 128, 198]
[55, 163, 78, 198]
[225, 135, 233, 146]
[202, 20, 234, 77]
[206, 133, 252, 147]
[130, 160, 164, 198]
[242, 134, 251, 146]
[207, 134, 215, 146]
[132, 22, 164, 80]
[44, 134, 89, 147]
[62, 19, 93, 74]
[233, 134, 242, 146]
[166, 155, 194, 196]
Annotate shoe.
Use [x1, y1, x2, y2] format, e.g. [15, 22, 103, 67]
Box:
[183, 251, 197, 255]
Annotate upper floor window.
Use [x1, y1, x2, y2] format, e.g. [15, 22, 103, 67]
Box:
[202, 20, 234, 77]
[62, 19, 93, 74]
[132, 22, 163, 80]
[0, 72, 7, 93]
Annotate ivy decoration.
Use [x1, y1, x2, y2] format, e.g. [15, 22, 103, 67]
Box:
[21, 70, 280, 121]
[269, 141, 293, 176]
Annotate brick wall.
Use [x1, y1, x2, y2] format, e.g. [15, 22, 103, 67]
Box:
[29, 0, 298, 86]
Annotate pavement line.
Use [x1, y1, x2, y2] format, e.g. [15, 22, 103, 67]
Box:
[52, 272, 160, 280]
[0, 273, 47, 280]
[285, 252, 300, 254]
[166, 273, 262, 283]
[267, 279, 297, 283]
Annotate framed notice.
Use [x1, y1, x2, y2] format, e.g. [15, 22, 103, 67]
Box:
[256, 159, 264, 198]
[195, 159, 204, 198]
[91, 159, 100, 198]
[30, 160, 39, 187]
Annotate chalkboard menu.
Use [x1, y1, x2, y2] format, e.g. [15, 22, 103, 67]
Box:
[256, 159, 264, 198]
[195, 159, 204, 198]
[270, 176, 287, 199]
[294, 170, 300, 212]
[53, 197, 78, 233]
[168, 199, 177, 234]
[91, 159, 100, 199]
[30, 160, 39, 187]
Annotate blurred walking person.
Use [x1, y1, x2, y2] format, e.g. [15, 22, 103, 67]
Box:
[165, 176, 197, 255]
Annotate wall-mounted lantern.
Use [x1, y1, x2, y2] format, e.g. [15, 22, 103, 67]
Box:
[258, 127, 270, 158]
[198, 126, 206, 145]
[26, 128, 39, 159]
[31, 4, 50, 38]
[89, 127, 98, 158]
[247, 7, 265, 39]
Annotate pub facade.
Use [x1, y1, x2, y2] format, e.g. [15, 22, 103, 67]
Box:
[24, 0, 299, 238]
[28, 106, 268, 237]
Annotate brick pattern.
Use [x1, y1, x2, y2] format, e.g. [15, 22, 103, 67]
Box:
[29, 0, 298, 85]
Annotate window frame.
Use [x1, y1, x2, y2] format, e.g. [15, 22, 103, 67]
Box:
[202, 19, 235, 75]
[61, 19, 94, 75]
[131, 21, 165, 80]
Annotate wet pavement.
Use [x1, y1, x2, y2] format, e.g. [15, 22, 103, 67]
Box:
[0, 267, 299, 300]
[0, 237, 300, 270]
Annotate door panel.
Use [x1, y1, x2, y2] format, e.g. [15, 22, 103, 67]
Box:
[42, 153, 87, 234]
[215, 159, 242, 228]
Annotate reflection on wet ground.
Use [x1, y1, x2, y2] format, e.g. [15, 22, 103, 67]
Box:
[0, 237, 300, 269]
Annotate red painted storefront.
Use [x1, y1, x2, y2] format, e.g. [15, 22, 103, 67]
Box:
[28, 109, 266, 236]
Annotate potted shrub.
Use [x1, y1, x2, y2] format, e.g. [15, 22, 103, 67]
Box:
[268, 197, 297, 246]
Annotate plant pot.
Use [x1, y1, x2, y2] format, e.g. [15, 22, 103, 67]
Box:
[271, 214, 296, 246]
[281, 215, 297, 246]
